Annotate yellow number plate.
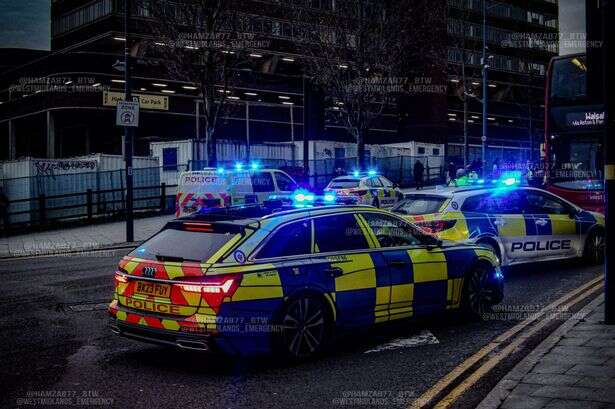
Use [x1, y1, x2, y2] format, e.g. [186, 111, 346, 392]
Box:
[135, 281, 171, 298]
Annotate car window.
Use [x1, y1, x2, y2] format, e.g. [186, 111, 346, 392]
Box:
[370, 177, 384, 187]
[525, 190, 569, 215]
[314, 214, 369, 252]
[251, 172, 275, 193]
[461, 191, 527, 214]
[328, 179, 360, 189]
[256, 220, 311, 259]
[130, 227, 238, 262]
[274, 172, 297, 192]
[392, 195, 448, 215]
[379, 177, 393, 188]
[362, 213, 424, 247]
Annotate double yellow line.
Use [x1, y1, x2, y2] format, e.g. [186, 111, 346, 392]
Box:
[410, 275, 604, 409]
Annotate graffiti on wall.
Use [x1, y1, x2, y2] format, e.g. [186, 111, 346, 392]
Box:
[34, 160, 98, 177]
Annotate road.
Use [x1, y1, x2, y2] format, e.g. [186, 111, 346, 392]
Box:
[0, 251, 603, 409]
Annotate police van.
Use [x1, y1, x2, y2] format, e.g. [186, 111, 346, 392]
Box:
[175, 167, 298, 217]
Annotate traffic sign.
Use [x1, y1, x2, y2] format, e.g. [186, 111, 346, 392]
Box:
[116, 100, 140, 127]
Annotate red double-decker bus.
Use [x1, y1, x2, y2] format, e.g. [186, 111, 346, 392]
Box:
[544, 53, 605, 212]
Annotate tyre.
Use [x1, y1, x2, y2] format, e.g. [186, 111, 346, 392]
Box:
[461, 263, 500, 319]
[274, 295, 331, 360]
[583, 229, 605, 265]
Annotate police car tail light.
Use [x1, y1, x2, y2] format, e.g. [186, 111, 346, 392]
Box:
[114, 272, 129, 286]
[416, 220, 457, 233]
[178, 273, 242, 300]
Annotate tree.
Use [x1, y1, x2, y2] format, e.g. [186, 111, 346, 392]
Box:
[296, 0, 446, 170]
[144, 0, 253, 165]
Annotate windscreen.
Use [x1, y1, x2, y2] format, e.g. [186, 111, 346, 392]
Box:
[550, 56, 587, 102]
[129, 227, 238, 262]
[328, 179, 360, 189]
[392, 196, 448, 215]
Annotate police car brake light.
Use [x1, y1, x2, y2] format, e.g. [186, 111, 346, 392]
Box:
[114, 272, 129, 284]
[178, 274, 242, 302]
[183, 222, 214, 232]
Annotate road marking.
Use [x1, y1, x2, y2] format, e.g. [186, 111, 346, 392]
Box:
[409, 274, 604, 409]
[364, 330, 439, 353]
[434, 282, 603, 408]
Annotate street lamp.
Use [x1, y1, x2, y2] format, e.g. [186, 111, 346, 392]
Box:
[123, 0, 134, 242]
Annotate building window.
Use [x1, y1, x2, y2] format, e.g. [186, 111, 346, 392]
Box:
[433, 148, 440, 156]
[418, 147, 426, 155]
[162, 148, 178, 171]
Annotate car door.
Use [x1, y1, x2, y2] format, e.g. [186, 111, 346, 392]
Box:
[523, 189, 579, 258]
[378, 176, 398, 207]
[487, 190, 539, 263]
[250, 171, 276, 203]
[272, 170, 298, 198]
[360, 212, 449, 318]
[310, 213, 385, 328]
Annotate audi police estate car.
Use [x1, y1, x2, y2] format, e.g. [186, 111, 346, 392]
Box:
[392, 185, 605, 267]
[324, 172, 402, 208]
[108, 205, 503, 359]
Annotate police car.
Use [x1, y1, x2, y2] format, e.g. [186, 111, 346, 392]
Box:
[324, 172, 402, 208]
[391, 184, 605, 267]
[175, 165, 298, 217]
[108, 205, 503, 359]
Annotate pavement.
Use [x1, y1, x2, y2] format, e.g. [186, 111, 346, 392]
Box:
[0, 214, 173, 258]
[478, 294, 615, 409]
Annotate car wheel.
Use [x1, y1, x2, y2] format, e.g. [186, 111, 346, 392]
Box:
[461, 263, 498, 319]
[275, 295, 331, 360]
[584, 229, 605, 265]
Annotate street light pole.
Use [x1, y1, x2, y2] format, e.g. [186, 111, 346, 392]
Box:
[123, 0, 134, 242]
[481, 0, 488, 178]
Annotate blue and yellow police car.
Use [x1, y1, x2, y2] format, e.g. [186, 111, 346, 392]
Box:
[392, 184, 605, 267]
[109, 205, 503, 359]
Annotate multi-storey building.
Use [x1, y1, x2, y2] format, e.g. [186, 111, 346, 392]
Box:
[0, 0, 557, 164]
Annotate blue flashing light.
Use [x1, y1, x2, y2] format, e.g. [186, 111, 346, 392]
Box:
[367, 169, 377, 176]
[295, 193, 306, 202]
[235, 162, 243, 171]
[502, 177, 517, 186]
[216, 167, 225, 174]
[250, 162, 260, 170]
[353, 170, 360, 177]
[324, 193, 336, 203]
[293, 189, 316, 204]
[477, 179, 485, 184]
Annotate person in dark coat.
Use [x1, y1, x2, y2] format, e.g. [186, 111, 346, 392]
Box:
[413, 160, 425, 190]
[447, 162, 457, 185]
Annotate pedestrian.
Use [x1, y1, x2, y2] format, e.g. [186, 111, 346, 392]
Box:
[0, 188, 9, 235]
[447, 162, 456, 185]
[492, 158, 501, 179]
[413, 160, 425, 190]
